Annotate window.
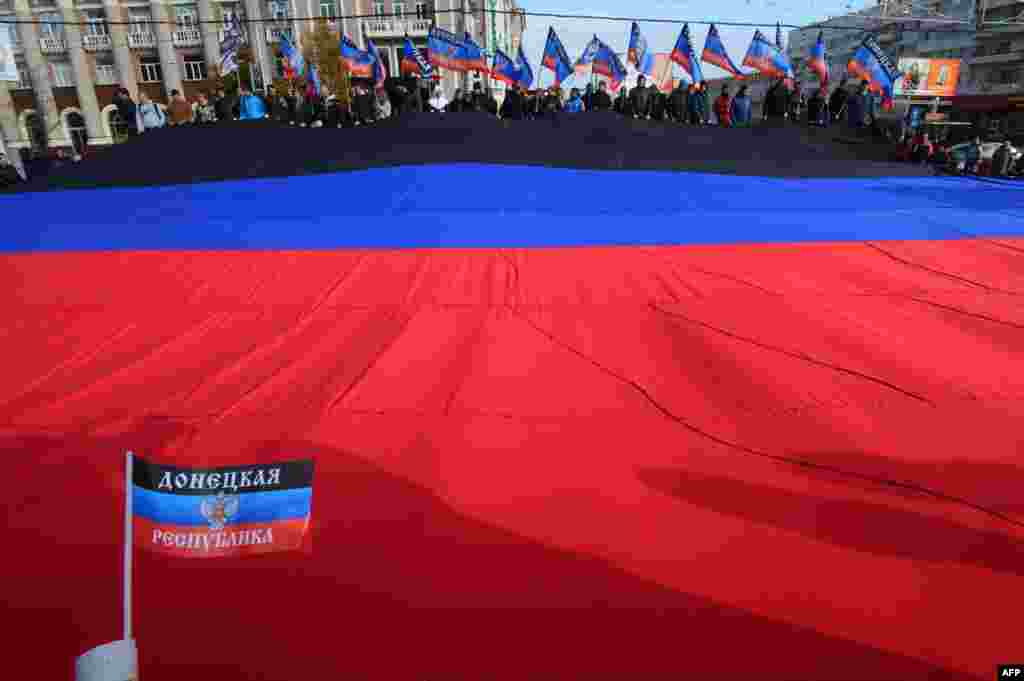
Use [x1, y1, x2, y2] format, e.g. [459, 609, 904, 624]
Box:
[140, 60, 162, 83]
[270, 1, 288, 19]
[86, 11, 108, 35]
[415, 1, 427, 18]
[394, 2, 405, 16]
[39, 12, 62, 36]
[184, 60, 207, 81]
[95, 63, 117, 84]
[50, 61, 73, 87]
[15, 63, 31, 89]
[374, 2, 385, 16]
[175, 6, 197, 27]
[129, 12, 151, 34]
[319, 0, 336, 18]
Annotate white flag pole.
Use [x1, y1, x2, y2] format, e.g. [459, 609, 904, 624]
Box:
[124, 450, 133, 642]
[74, 451, 138, 681]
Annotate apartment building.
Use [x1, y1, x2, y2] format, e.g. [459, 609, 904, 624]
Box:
[787, 1, 976, 91]
[0, 0, 524, 154]
[970, 0, 1024, 94]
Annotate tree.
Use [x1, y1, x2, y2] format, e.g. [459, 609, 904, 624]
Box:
[300, 19, 350, 104]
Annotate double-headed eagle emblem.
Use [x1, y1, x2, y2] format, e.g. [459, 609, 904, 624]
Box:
[199, 491, 240, 530]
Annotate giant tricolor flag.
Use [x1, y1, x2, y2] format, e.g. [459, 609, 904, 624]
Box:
[428, 26, 464, 72]
[702, 24, 743, 78]
[809, 31, 828, 86]
[670, 24, 703, 83]
[541, 27, 572, 85]
[133, 456, 315, 558]
[401, 37, 432, 77]
[742, 29, 792, 82]
[340, 35, 375, 78]
[847, 35, 901, 109]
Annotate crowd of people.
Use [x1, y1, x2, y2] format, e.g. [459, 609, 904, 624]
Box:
[4, 71, 1021, 188]
[98, 73, 887, 132]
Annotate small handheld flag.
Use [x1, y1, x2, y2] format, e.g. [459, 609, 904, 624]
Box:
[670, 24, 703, 83]
[702, 24, 743, 78]
[366, 38, 388, 91]
[847, 35, 901, 109]
[628, 22, 658, 78]
[541, 27, 572, 85]
[341, 35, 375, 78]
[491, 48, 519, 86]
[809, 32, 828, 86]
[515, 43, 534, 88]
[132, 456, 315, 558]
[742, 29, 793, 82]
[428, 26, 464, 72]
[401, 37, 432, 77]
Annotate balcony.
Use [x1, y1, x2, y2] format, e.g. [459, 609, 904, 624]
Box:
[218, 29, 247, 43]
[172, 28, 202, 46]
[39, 35, 67, 52]
[969, 50, 1024, 65]
[82, 33, 112, 50]
[127, 31, 156, 48]
[361, 17, 431, 39]
[265, 26, 293, 42]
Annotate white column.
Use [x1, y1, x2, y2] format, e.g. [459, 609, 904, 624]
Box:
[150, 0, 183, 97]
[243, 0, 273, 89]
[59, 0, 108, 144]
[13, 0, 67, 146]
[104, 0, 140, 96]
[196, 0, 220, 74]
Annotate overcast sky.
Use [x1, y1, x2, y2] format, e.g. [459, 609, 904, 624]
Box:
[517, 0, 874, 87]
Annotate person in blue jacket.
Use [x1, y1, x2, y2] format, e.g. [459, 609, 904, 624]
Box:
[238, 88, 268, 120]
[729, 85, 753, 127]
[564, 88, 585, 113]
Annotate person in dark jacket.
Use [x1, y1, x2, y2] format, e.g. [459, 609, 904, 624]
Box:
[650, 86, 667, 121]
[591, 81, 612, 111]
[500, 84, 524, 119]
[582, 83, 594, 111]
[0, 152, 23, 189]
[668, 82, 686, 122]
[846, 80, 875, 129]
[630, 75, 651, 119]
[614, 87, 632, 117]
[828, 79, 849, 124]
[113, 87, 138, 136]
[540, 87, 562, 116]
[686, 84, 705, 125]
[807, 87, 828, 126]
[213, 88, 235, 122]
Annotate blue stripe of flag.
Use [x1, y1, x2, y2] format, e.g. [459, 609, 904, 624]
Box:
[133, 486, 312, 526]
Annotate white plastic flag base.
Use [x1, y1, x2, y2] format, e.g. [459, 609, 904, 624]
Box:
[75, 639, 138, 681]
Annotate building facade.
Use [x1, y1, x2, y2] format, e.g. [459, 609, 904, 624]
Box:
[970, 0, 1024, 94]
[0, 0, 524, 154]
[786, 1, 978, 93]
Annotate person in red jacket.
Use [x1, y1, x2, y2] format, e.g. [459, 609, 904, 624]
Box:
[714, 86, 732, 127]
